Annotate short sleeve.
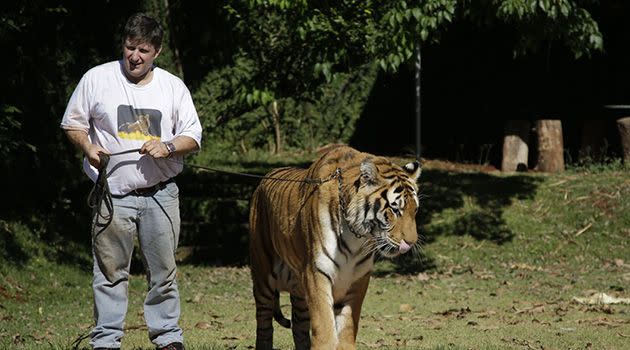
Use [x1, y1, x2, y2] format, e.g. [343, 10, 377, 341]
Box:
[174, 85, 202, 148]
[60, 73, 92, 132]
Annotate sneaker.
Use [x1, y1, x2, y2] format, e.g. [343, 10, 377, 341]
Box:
[94, 348, 119, 350]
[157, 342, 184, 350]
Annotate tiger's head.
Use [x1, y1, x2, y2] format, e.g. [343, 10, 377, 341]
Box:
[344, 158, 421, 258]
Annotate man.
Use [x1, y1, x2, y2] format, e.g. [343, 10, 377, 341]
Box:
[61, 13, 201, 350]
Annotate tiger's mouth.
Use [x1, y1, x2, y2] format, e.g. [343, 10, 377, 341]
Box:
[374, 236, 412, 258]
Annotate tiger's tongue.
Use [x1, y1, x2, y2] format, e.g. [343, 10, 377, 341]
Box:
[399, 240, 411, 254]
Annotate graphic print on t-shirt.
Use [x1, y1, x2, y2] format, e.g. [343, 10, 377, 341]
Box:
[117, 105, 162, 141]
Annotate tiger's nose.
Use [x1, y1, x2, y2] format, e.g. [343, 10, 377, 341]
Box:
[399, 239, 411, 254]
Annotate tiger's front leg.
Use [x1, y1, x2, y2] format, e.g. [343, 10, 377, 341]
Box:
[336, 274, 371, 350]
[305, 266, 337, 349]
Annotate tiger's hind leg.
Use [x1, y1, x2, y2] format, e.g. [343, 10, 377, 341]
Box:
[250, 237, 276, 348]
[290, 293, 311, 350]
[253, 282, 275, 350]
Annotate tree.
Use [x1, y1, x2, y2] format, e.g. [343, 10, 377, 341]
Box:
[200, 0, 603, 155]
[141, 0, 184, 79]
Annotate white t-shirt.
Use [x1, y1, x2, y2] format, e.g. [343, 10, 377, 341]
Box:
[61, 60, 202, 196]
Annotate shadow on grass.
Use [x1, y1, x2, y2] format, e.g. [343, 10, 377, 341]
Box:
[1, 177, 94, 269]
[177, 166, 543, 273]
[419, 169, 542, 244]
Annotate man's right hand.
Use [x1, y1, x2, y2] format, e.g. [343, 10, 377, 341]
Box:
[63, 129, 110, 169]
[84, 143, 110, 169]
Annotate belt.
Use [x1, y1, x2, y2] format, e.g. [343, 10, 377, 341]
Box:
[116, 178, 175, 197]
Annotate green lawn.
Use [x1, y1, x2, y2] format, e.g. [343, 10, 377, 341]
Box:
[1, 164, 628, 349]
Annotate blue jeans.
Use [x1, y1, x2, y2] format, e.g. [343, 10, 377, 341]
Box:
[89, 181, 183, 349]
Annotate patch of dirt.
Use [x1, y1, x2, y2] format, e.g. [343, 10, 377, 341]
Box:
[421, 159, 500, 174]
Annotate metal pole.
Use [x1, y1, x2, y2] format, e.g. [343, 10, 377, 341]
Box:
[414, 41, 422, 161]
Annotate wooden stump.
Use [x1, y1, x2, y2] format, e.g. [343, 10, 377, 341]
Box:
[617, 117, 630, 162]
[501, 120, 530, 172]
[535, 119, 565, 172]
[579, 119, 607, 162]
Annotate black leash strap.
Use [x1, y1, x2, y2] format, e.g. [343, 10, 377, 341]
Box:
[177, 161, 335, 185]
[87, 153, 114, 237]
[87, 149, 141, 235]
[86, 148, 341, 231]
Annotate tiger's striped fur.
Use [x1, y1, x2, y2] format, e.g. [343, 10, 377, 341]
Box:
[249, 146, 421, 350]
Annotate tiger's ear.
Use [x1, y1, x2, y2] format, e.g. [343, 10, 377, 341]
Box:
[360, 158, 379, 186]
[403, 161, 422, 182]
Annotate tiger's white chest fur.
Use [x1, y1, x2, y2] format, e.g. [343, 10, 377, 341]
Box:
[314, 204, 374, 303]
[271, 204, 374, 303]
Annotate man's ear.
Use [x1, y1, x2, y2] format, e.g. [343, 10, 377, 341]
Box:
[154, 46, 162, 59]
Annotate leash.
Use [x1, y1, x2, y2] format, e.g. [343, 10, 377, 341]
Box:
[97, 148, 337, 184]
[86, 148, 342, 232]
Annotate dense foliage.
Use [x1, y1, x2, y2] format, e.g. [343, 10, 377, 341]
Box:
[193, 0, 603, 156]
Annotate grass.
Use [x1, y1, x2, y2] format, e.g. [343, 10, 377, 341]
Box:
[1, 161, 629, 349]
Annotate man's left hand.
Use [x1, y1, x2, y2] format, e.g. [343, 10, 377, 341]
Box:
[140, 139, 170, 159]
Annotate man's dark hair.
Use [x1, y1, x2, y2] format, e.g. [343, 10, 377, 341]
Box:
[122, 13, 163, 49]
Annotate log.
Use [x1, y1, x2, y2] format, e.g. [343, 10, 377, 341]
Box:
[579, 119, 607, 162]
[501, 120, 530, 172]
[535, 119, 565, 172]
[617, 117, 630, 162]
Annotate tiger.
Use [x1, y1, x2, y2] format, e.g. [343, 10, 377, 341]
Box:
[249, 145, 421, 350]
[118, 113, 151, 135]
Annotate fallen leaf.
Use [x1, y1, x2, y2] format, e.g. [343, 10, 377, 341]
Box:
[575, 222, 593, 237]
[416, 272, 430, 281]
[193, 293, 203, 303]
[399, 304, 414, 313]
[195, 321, 212, 329]
[476, 310, 497, 318]
[359, 339, 386, 348]
[434, 307, 471, 319]
[222, 335, 245, 340]
[509, 263, 544, 272]
[572, 293, 630, 305]
[577, 317, 630, 327]
[514, 304, 545, 314]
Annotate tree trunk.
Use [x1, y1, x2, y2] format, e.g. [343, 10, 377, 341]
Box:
[535, 119, 565, 172]
[501, 120, 530, 172]
[142, 0, 184, 79]
[579, 119, 607, 162]
[617, 117, 630, 163]
[163, 0, 184, 79]
[270, 101, 282, 154]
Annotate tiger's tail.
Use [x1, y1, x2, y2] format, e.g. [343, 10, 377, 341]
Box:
[273, 290, 291, 328]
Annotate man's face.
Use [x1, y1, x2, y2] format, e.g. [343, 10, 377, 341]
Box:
[122, 38, 161, 83]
